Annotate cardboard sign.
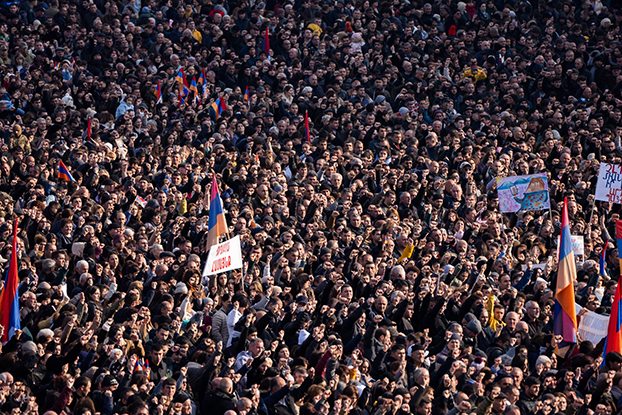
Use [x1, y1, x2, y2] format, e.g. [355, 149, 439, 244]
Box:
[202, 236, 243, 277]
[497, 173, 550, 213]
[595, 163, 622, 204]
[557, 235, 585, 260]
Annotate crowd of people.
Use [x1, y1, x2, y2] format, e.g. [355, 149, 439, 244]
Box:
[0, 0, 620, 413]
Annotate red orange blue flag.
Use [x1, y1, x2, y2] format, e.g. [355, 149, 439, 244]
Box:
[553, 197, 578, 354]
[0, 219, 20, 343]
[206, 175, 228, 251]
[135, 196, 147, 208]
[155, 81, 163, 104]
[58, 160, 75, 181]
[176, 69, 189, 97]
[190, 77, 199, 104]
[603, 222, 622, 362]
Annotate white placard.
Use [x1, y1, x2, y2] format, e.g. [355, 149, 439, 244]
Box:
[557, 235, 585, 260]
[595, 163, 622, 203]
[202, 236, 243, 277]
[575, 303, 608, 345]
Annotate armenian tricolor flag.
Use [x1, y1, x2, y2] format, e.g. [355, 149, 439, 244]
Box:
[263, 27, 270, 58]
[86, 117, 92, 140]
[603, 222, 622, 362]
[0, 219, 20, 343]
[58, 160, 75, 181]
[244, 86, 250, 106]
[155, 81, 163, 104]
[190, 77, 199, 104]
[201, 70, 208, 102]
[210, 97, 228, 120]
[144, 358, 150, 379]
[305, 111, 310, 143]
[553, 197, 578, 356]
[206, 175, 228, 251]
[135, 196, 147, 208]
[176, 69, 189, 97]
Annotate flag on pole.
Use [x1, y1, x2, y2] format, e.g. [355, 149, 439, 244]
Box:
[198, 71, 206, 102]
[190, 77, 199, 104]
[305, 111, 310, 143]
[135, 196, 147, 208]
[176, 69, 189, 97]
[58, 161, 75, 181]
[155, 81, 163, 104]
[210, 98, 228, 120]
[0, 219, 20, 343]
[87, 117, 92, 140]
[244, 86, 250, 106]
[198, 71, 205, 88]
[206, 175, 228, 251]
[201, 70, 208, 102]
[144, 358, 151, 379]
[603, 222, 622, 361]
[553, 197, 578, 355]
[263, 27, 270, 58]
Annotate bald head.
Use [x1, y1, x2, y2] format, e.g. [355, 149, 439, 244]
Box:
[219, 377, 233, 393]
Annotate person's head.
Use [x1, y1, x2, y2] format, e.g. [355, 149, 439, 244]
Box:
[374, 296, 388, 314]
[236, 397, 253, 415]
[413, 368, 430, 387]
[605, 351, 622, 370]
[416, 398, 432, 415]
[131, 403, 149, 415]
[74, 376, 92, 397]
[249, 338, 264, 357]
[492, 391, 507, 413]
[219, 377, 234, 394]
[524, 376, 541, 398]
[525, 300, 540, 319]
[150, 344, 165, 365]
[162, 377, 176, 397]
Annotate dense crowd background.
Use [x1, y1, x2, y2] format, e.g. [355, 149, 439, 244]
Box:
[0, 0, 621, 414]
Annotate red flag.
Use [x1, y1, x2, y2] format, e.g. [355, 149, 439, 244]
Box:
[0, 219, 20, 343]
[87, 117, 92, 140]
[305, 111, 310, 143]
[263, 27, 270, 58]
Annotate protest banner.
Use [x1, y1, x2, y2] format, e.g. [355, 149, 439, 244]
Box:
[202, 235, 243, 278]
[595, 163, 622, 203]
[497, 173, 550, 213]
